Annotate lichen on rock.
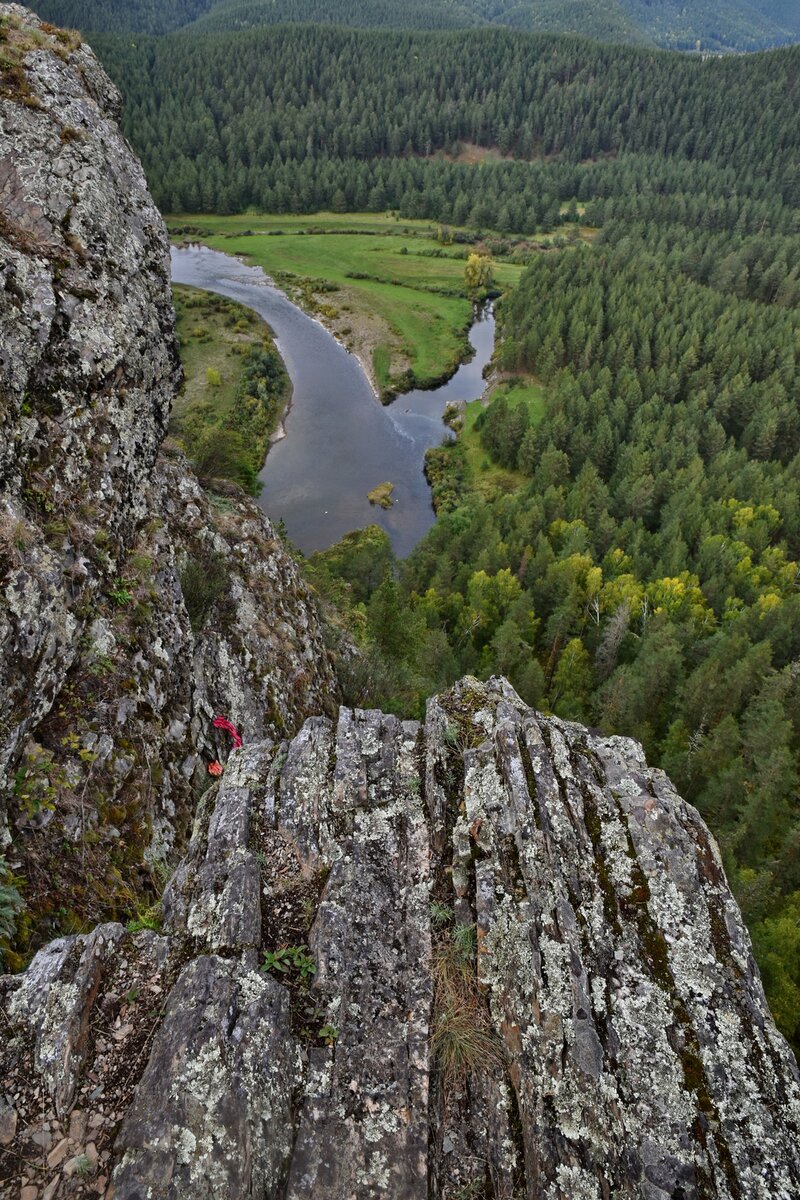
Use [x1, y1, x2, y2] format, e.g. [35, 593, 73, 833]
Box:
[0, 3, 338, 956]
[2, 678, 799, 1197]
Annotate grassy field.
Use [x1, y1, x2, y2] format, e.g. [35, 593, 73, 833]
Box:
[172, 284, 290, 491]
[426, 374, 546, 512]
[460, 377, 547, 500]
[173, 284, 261, 426]
[168, 212, 530, 397]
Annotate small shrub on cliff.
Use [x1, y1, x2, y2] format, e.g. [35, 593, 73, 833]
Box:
[180, 548, 229, 632]
[13, 743, 64, 817]
[126, 903, 162, 934]
[0, 511, 35, 568]
[0, 857, 24, 966]
[262, 944, 317, 981]
[188, 425, 261, 495]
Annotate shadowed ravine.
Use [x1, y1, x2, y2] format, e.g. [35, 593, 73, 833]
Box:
[171, 245, 494, 557]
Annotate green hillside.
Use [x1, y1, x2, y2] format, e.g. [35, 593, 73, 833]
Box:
[622, 0, 798, 52]
[185, 0, 648, 43]
[31, 0, 800, 50]
[90, 25, 800, 216]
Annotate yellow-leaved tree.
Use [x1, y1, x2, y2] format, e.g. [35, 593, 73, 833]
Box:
[464, 253, 494, 296]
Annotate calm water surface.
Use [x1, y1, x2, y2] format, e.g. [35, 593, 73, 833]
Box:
[171, 245, 494, 557]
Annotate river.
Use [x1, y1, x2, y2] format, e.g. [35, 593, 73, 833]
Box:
[170, 245, 494, 558]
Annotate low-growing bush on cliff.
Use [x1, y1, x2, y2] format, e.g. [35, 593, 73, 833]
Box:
[187, 425, 261, 495]
[180, 547, 229, 632]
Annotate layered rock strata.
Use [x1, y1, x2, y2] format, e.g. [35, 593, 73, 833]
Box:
[2, 678, 799, 1198]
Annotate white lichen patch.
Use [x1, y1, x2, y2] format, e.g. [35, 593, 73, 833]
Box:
[554, 1162, 602, 1199]
[355, 1149, 391, 1189]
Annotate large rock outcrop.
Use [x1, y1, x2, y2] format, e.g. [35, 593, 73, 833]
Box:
[2, 678, 799, 1198]
[0, 4, 337, 949]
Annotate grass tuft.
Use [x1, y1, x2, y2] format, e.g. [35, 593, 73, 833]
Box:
[431, 921, 504, 1086]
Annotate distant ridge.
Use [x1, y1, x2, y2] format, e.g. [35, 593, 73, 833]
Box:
[31, 0, 800, 51]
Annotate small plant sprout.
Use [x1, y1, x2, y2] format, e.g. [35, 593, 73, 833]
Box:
[126, 905, 162, 934]
[452, 921, 477, 964]
[72, 1153, 95, 1178]
[0, 856, 24, 962]
[319, 1023, 339, 1045]
[262, 944, 317, 981]
[109, 578, 134, 606]
[430, 900, 454, 927]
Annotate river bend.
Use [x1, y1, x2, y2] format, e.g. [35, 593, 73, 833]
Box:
[171, 245, 494, 558]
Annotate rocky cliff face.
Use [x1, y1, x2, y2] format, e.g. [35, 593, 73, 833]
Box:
[0, 4, 337, 953]
[2, 677, 799, 1198]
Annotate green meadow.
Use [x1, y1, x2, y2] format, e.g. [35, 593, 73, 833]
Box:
[168, 212, 528, 396]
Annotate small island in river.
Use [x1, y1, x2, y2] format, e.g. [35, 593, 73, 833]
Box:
[367, 481, 396, 508]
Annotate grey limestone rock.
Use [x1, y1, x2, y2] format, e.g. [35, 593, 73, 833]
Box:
[0, 5, 337, 937]
[3, 678, 798, 1198]
[110, 954, 299, 1200]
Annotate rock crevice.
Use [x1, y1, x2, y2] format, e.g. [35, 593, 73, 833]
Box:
[3, 678, 799, 1198]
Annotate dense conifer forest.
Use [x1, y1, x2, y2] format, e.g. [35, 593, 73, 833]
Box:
[94, 27, 800, 217]
[386, 236, 800, 1051]
[35, 8, 800, 1048]
[34, 0, 800, 50]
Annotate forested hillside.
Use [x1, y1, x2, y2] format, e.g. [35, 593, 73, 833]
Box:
[383, 226, 800, 1043]
[185, 0, 648, 44]
[622, 0, 800, 51]
[31, 0, 800, 49]
[93, 26, 800, 216]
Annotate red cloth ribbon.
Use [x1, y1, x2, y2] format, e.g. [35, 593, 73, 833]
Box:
[213, 715, 243, 749]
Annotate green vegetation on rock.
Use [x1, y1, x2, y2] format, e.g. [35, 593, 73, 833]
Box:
[0, 856, 24, 965]
[367, 482, 394, 509]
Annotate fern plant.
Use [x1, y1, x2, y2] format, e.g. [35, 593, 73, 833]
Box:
[0, 856, 24, 964]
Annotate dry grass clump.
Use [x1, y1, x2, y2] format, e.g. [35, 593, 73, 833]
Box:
[0, 11, 81, 104]
[0, 511, 36, 569]
[431, 920, 504, 1086]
